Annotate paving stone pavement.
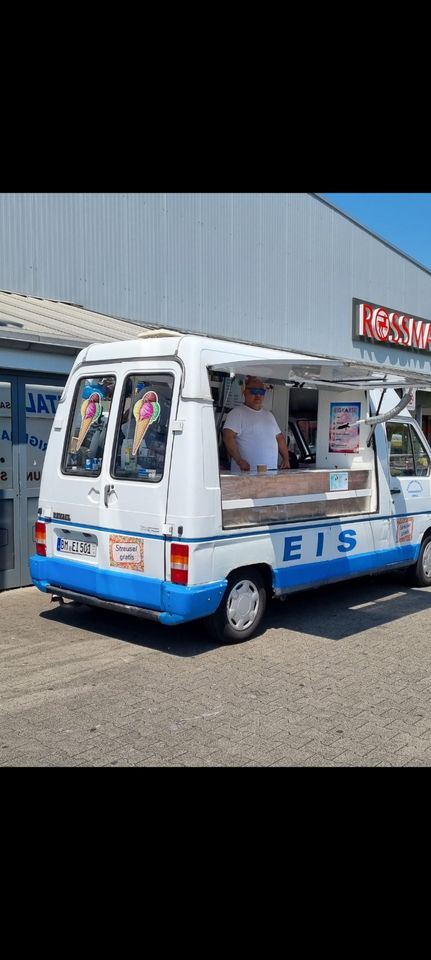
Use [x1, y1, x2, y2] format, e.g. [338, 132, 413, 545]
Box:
[1, 576, 431, 767]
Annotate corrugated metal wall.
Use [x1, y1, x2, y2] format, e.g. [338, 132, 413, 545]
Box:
[1, 192, 431, 372]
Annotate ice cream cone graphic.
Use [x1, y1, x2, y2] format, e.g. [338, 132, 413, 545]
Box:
[132, 391, 160, 456]
[132, 416, 151, 455]
[76, 392, 103, 451]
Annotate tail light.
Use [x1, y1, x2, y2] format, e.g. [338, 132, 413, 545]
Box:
[170, 542, 189, 585]
[35, 520, 46, 556]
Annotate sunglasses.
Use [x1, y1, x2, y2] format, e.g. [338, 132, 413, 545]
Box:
[247, 387, 266, 396]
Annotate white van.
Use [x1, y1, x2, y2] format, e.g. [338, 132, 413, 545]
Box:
[30, 334, 431, 643]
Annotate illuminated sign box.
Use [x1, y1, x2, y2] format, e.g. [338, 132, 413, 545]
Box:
[353, 298, 431, 353]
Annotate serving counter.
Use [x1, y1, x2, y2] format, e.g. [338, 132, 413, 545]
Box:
[220, 468, 372, 528]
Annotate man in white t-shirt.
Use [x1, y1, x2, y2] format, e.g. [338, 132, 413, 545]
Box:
[223, 376, 290, 472]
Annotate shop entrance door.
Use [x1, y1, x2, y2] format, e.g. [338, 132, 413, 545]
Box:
[0, 377, 19, 588]
[0, 374, 66, 589]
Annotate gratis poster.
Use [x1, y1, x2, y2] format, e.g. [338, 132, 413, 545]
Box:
[329, 402, 361, 454]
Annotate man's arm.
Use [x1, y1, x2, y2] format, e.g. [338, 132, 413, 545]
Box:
[223, 428, 250, 471]
[276, 432, 290, 469]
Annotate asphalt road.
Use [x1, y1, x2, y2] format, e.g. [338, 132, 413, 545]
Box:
[1, 575, 431, 766]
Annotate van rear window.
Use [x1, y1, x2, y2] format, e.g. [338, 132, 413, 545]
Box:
[112, 374, 174, 483]
[62, 376, 116, 476]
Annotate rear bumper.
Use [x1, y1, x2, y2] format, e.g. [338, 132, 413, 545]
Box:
[30, 555, 226, 626]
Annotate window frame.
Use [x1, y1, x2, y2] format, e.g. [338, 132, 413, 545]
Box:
[387, 420, 431, 478]
[110, 372, 175, 484]
[61, 375, 116, 478]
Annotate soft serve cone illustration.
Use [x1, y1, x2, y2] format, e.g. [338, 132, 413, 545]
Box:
[76, 391, 103, 450]
[132, 391, 160, 456]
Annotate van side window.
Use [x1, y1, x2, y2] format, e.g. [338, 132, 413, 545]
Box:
[410, 427, 431, 476]
[112, 374, 174, 483]
[62, 376, 115, 476]
[387, 421, 430, 477]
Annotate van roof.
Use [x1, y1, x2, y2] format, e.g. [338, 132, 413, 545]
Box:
[73, 333, 431, 399]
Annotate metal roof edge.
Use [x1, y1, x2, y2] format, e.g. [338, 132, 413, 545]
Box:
[0, 288, 142, 321]
[0, 333, 82, 354]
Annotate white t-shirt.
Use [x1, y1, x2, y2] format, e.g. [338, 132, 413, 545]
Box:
[224, 404, 281, 472]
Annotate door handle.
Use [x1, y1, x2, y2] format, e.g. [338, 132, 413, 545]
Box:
[104, 484, 114, 507]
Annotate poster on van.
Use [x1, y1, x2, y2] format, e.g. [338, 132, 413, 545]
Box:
[329, 402, 361, 454]
[109, 535, 145, 571]
[396, 518, 414, 543]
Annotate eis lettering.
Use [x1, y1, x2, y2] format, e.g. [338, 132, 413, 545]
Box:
[283, 529, 357, 562]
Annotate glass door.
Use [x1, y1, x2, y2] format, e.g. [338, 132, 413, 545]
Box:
[21, 379, 65, 584]
[0, 378, 19, 588]
[0, 373, 66, 589]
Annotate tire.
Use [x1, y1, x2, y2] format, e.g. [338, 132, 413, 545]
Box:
[410, 534, 431, 587]
[206, 567, 267, 644]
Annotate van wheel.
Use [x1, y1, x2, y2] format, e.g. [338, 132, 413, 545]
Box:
[410, 535, 431, 587]
[206, 568, 266, 644]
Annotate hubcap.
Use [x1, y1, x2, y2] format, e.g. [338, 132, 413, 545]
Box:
[226, 579, 260, 632]
[423, 542, 431, 578]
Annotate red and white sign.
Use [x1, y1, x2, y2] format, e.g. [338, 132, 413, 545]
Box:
[355, 300, 431, 352]
[396, 518, 414, 544]
[109, 535, 144, 571]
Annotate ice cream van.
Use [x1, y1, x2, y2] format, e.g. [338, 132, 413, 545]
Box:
[30, 333, 431, 643]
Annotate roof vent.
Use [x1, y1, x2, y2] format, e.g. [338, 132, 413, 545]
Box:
[138, 327, 180, 338]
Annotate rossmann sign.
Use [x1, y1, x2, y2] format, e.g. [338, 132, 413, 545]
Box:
[354, 298, 431, 352]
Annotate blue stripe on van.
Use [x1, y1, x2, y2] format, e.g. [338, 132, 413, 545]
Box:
[30, 543, 420, 627]
[29, 555, 226, 625]
[44, 518, 162, 540]
[272, 544, 420, 592]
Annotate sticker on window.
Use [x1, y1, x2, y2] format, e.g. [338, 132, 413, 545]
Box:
[329, 402, 361, 454]
[132, 391, 161, 455]
[329, 471, 348, 491]
[75, 384, 105, 451]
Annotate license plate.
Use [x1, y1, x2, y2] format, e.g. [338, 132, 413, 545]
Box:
[57, 537, 97, 558]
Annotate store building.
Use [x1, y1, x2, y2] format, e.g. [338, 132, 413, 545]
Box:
[1, 192, 431, 587]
